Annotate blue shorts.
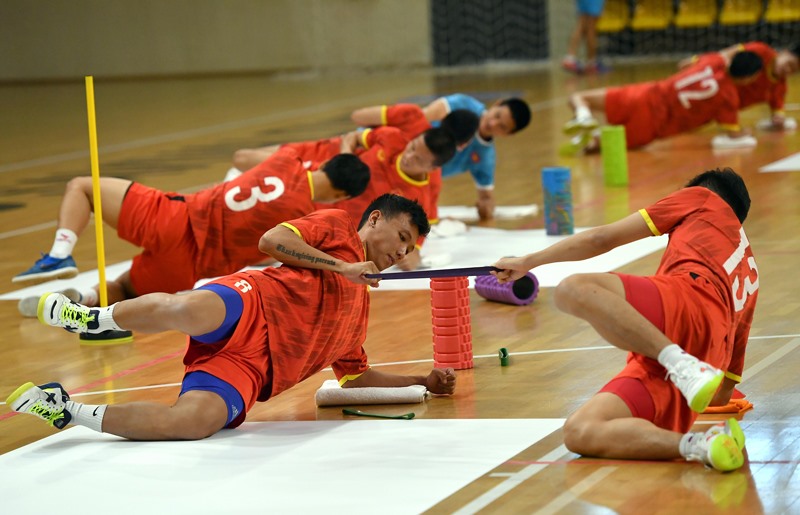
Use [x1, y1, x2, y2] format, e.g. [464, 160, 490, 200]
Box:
[180, 370, 245, 427]
[193, 283, 243, 343]
[577, 0, 605, 17]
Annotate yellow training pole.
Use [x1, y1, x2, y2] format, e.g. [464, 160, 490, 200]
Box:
[85, 76, 109, 308]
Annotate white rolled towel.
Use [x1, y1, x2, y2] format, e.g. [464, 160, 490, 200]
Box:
[711, 134, 757, 149]
[315, 380, 429, 407]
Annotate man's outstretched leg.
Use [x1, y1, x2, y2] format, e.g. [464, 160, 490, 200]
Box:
[37, 288, 226, 336]
[7, 382, 230, 440]
[554, 273, 723, 413]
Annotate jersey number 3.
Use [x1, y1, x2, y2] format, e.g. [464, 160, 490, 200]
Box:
[224, 177, 286, 212]
[723, 227, 759, 312]
[675, 66, 719, 109]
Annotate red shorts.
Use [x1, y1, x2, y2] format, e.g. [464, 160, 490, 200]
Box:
[600, 272, 732, 432]
[117, 182, 199, 295]
[605, 84, 659, 148]
[183, 272, 272, 420]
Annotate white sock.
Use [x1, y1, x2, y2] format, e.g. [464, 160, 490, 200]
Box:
[80, 288, 99, 307]
[49, 228, 78, 259]
[575, 106, 593, 121]
[657, 343, 687, 369]
[224, 167, 243, 182]
[97, 304, 125, 332]
[65, 400, 106, 432]
[679, 431, 703, 460]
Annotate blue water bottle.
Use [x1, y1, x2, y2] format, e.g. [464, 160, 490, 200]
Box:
[542, 167, 574, 235]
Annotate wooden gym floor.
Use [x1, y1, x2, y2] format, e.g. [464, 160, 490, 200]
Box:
[0, 63, 799, 513]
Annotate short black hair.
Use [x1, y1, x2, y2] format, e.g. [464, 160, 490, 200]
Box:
[422, 127, 457, 166]
[685, 167, 751, 223]
[322, 154, 370, 198]
[500, 98, 531, 133]
[358, 193, 431, 237]
[790, 42, 800, 58]
[729, 51, 763, 78]
[440, 109, 480, 145]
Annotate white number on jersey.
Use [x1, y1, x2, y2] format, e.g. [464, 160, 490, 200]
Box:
[233, 280, 252, 293]
[224, 177, 286, 212]
[722, 227, 759, 312]
[674, 66, 719, 109]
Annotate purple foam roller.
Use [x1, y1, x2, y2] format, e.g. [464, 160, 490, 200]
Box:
[474, 272, 539, 306]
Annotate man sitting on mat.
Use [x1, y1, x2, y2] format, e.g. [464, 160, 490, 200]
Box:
[492, 168, 758, 472]
[8, 194, 457, 440]
[12, 149, 370, 313]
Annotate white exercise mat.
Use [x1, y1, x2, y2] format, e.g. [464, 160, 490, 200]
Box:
[0, 418, 564, 515]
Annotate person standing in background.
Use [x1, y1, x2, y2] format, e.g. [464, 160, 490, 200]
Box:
[562, 0, 609, 75]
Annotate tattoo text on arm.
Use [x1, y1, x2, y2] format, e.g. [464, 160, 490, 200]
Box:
[276, 244, 336, 266]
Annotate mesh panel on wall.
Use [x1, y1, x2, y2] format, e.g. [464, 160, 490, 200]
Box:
[431, 0, 549, 66]
[556, 0, 800, 60]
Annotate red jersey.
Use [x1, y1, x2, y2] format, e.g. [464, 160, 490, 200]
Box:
[640, 187, 758, 381]
[693, 43, 786, 111]
[311, 127, 439, 224]
[184, 209, 370, 407]
[378, 104, 432, 139]
[733, 42, 786, 111]
[607, 54, 741, 146]
[185, 147, 316, 277]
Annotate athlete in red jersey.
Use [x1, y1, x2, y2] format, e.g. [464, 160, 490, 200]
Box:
[492, 168, 757, 472]
[269, 125, 456, 270]
[351, 97, 529, 221]
[13, 194, 457, 440]
[680, 42, 800, 131]
[13, 148, 370, 310]
[562, 51, 765, 152]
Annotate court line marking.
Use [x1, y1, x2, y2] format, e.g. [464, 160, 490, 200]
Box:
[535, 466, 617, 515]
[0, 345, 615, 408]
[2, 336, 797, 409]
[452, 445, 572, 515]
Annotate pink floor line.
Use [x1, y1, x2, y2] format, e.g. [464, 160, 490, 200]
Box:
[0, 348, 185, 423]
[504, 459, 800, 466]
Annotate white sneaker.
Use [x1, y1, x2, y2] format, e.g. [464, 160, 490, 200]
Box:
[666, 355, 724, 413]
[18, 287, 82, 318]
[563, 116, 599, 136]
[38, 292, 101, 333]
[6, 382, 73, 430]
[685, 418, 745, 472]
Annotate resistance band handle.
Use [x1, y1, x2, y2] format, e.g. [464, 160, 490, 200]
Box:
[342, 408, 415, 420]
[365, 266, 500, 280]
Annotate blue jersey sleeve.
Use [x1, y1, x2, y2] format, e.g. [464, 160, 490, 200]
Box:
[442, 94, 486, 116]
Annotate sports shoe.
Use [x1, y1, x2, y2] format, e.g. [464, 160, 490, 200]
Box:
[18, 287, 83, 318]
[563, 116, 599, 136]
[561, 56, 583, 74]
[685, 418, 745, 472]
[558, 131, 594, 156]
[6, 382, 73, 430]
[666, 355, 724, 413]
[706, 417, 745, 451]
[12, 254, 78, 285]
[584, 60, 612, 75]
[38, 292, 100, 333]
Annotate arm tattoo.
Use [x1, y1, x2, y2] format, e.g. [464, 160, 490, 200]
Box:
[276, 244, 336, 266]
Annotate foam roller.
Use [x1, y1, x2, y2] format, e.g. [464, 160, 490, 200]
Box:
[474, 272, 539, 306]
